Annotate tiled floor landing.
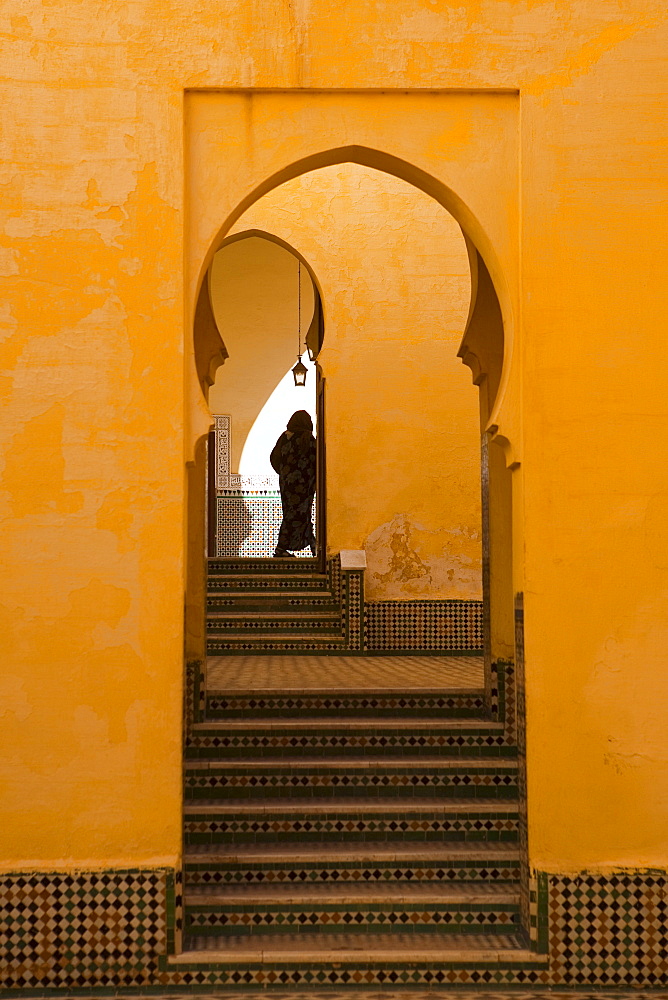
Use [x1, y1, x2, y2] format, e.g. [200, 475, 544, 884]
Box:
[207, 655, 484, 691]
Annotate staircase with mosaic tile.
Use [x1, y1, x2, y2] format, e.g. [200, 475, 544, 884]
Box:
[206, 556, 355, 654]
[174, 557, 546, 986]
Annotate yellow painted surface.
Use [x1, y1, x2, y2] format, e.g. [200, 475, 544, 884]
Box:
[229, 165, 481, 600]
[208, 235, 315, 473]
[1, 1, 667, 876]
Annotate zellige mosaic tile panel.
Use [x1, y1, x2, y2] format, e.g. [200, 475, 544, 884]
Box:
[365, 600, 483, 653]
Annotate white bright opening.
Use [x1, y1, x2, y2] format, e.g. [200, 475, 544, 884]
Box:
[239, 354, 317, 482]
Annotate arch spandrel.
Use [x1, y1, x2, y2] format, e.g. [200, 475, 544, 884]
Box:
[184, 90, 521, 462]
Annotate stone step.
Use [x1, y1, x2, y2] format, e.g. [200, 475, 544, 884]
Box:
[171, 932, 542, 966]
[183, 798, 519, 846]
[184, 757, 518, 801]
[204, 688, 486, 719]
[185, 717, 511, 759]
[183, 840, 521, 887]
[186, 881, 519, 903]
[183, 882, 521, 937]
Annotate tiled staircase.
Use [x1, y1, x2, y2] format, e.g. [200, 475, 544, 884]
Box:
[206, 557, 347, 654]
[174, 557, 545, 985]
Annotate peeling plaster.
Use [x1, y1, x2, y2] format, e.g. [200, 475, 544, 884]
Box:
[365, 513, 482, 601]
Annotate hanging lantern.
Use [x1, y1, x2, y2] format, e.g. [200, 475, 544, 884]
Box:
[292, 259, 307, 387]
[292, 355, 308, 386]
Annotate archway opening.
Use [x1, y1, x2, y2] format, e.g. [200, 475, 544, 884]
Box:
[206, 233, 321, 559]
[188, 146, 512, 693]
[189, 148, 513, 683]
[184, 98, 527, 952]
[195, 161, 509, 647]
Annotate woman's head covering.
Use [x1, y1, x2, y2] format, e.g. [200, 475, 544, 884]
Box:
[287, 410, 313, 434]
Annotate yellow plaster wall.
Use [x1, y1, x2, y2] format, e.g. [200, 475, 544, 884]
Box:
[229, 165, 481, 600]
[208, 236, 315, 473]
[0, 162, 183, 868]
[1, 0, 667, 876]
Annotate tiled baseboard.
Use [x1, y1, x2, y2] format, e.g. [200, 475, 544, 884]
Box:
[365, 600, 483, 652]
[1, 868, 667, 990]
[545, 870, 668, 985]
[0, 869, 176, 990]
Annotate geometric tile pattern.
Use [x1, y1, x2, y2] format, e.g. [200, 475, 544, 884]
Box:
[213, 414, 231, 488]
[365, 600, 483, 652]
[205, 690, 486, 719]
[343, 570, 364, 650]
[185, 859, 522, 887]
[184, 902, 521, 935]
[77, 993, 668, 999]
[2, 863, 666, 980]
[160, 958, 552, 988]
[208, 558, 322, 576]
[183, 764, 519, 799]
[184, 727, 513, 759]
[207, 555, 484, 657]
[206, 558, 345, 655]
[216, 492, 316, 559]
[514, 593, 530, 940]
[207, 617, 342, 634]
[183, 810, 520, 845]
[208, 574, 326, 591]
[207, 637, 348, 654]
[548, 872, 668, 986]
[0, 870, 170, 989]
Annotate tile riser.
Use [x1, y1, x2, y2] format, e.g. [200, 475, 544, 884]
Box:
[184, 771, 518, 800]
[185, 788, 518, 802]
[208, 582, 331, 592]
[208, 559, 321, 574]
[184, 865, 522, 886]
[207, 641, 349, 654]
[205, 708, 485, 719]
[185, 734, 515, 760]
[205, 695, 486, 720]
[185, 749, 514, 763]
[184, 910, 521, 937]
[207, 624, 344, 635]
[207, 603, 341, 613]
[185, 823, 519, 845]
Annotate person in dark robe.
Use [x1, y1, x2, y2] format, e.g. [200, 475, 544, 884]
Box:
[270, 410, 316, 557]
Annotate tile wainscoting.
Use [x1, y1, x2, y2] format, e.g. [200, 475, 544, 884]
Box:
[364, 600, 483, 654]
[1, 868, 666, 989]
[0, 869, 178, 991]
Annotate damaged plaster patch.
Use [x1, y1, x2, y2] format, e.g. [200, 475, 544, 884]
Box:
[366, 513, 429, 587]
[365, 513, 482, 602]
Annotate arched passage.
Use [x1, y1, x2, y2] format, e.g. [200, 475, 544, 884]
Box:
[186, 90, 520, 693]
[184, 91, 526, 943]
